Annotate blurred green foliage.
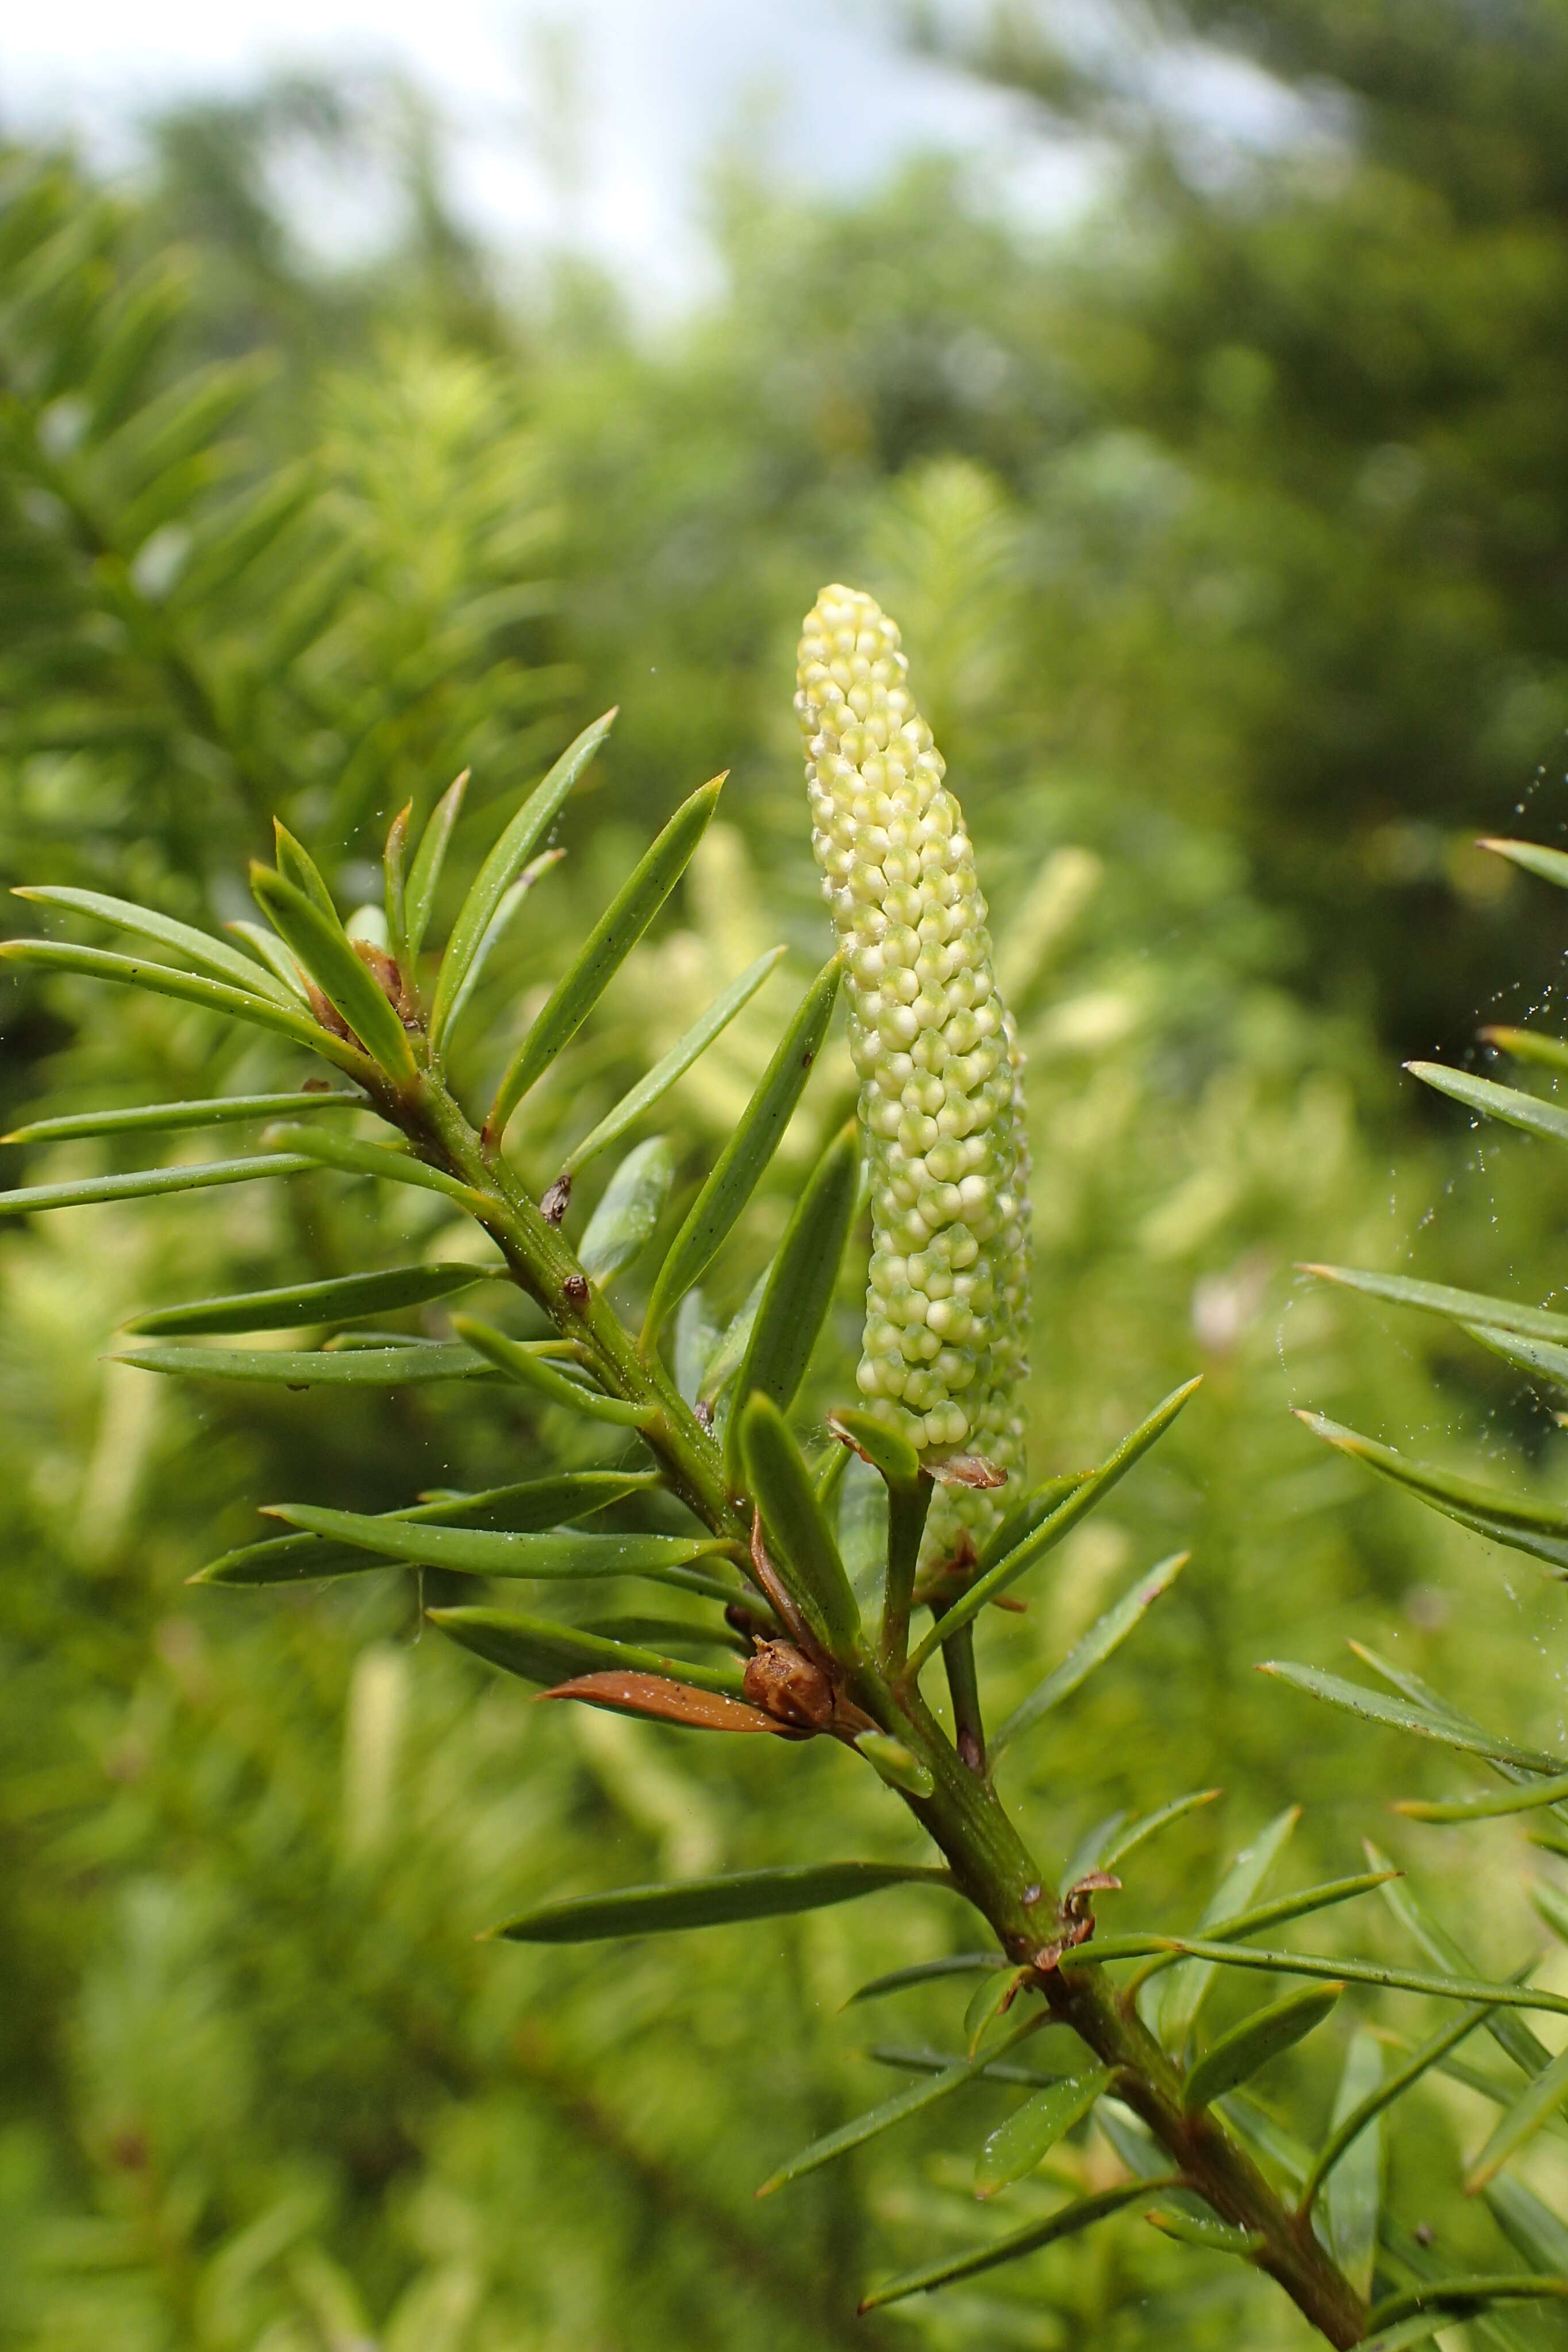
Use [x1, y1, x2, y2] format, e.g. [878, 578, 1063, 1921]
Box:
[7, 5, 1568, 2342]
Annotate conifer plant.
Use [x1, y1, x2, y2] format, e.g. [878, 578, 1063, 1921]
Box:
[13, 590, 1568, 2346]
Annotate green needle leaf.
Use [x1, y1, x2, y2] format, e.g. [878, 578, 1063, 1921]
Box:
[756, 2008, 1043, 2198]
[427, 1605, 748, 1696]
[578, 1136, 676, 1283]
[853, 1731, 935, 1798]
[13, 883, 298, 1004]
[1464, 1321, 1568, 1392]
[1465, 2042, 1568, 2193]
[4, 1090, 369, 1145]
[1367, 2278, 1568, 2334]
[118, 1341, 494, 1385]
[1297, 1411, 1568, 1571]
[1088, 1789, 1224, 1878]
[270, 821, 337, 919]
[0, 1153, 313, 1217]
[975, 1474, 1092, 1577]
[1301, 1263, 1568, 1347]
[724, 1119, 860, 1482]
[1134, 1942, 1568, 2023]
[991, 1551, 1187, 1759]
[439, 848, 564, 1048]
[1146, 2211, 1263, 2257]
[486, 773, 725, 1132]
[1486, 2176, 1568, 2276]
[224, 920, 310, 999]
[126, 1261, 486, 1336]
[192, 1471, 660, 1584]
[1303, 2002, 1497, 2213]
[1259, 1661, 1568, 1774]
[856, 2179, 1178, 2311]
[449, 1315, 650, 1425]
[259, 1504, 735, 1594]
[1408, 1060, 1568, 1151]
[905, 1378, 1202, 1677]
[975, 2069, 1113, 2198]
[562, 947, 787, 1175]
[384, 799, 410, 966]
[493, 1860, 954, 1944]
[1181, 1984, 1341, 2113]
[1479, 836, 1568, 893]
[1397, 1769, 1568, 1823]
[739, 1393, 863, 1660]
[642, 955, 842, 1340]
[1371, 1840, 1556, 2082]
[251, 866, 416, 1078]
[404, 769, 468, 963]
[260, 1123, 485, 1206]
[1481, 1025, 1568, 1075]
[1153, 1806, 1297, 2054]
[0, 940, 366, 1073]
[431, 711, 615, 1050]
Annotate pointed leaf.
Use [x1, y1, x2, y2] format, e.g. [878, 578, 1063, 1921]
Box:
[126, 1262, 485, 1337]
[270, 821, 336, 918]
[426, 1604, 747, 1696]
[1092, 1789, 1223, 1877]
[118, 1340, 494, 1385]
[1182, 1985, 1340, 2113]
[1260, 1660, 1567, 1775]
[757, 2008, 1042, 2199]
[1398, 1770, 1568, 1823]
[1480, 836, 1568, 893]
[578, 1136, 676, 1283]
[1465, 1321, 1568, 1392]
[846, 1954, 1004, 2006]
[1140, 1942, 1568, 2023]
[1301, 1263, 1568, 1347]
[1304, 2003, 1497, 2213]
[724, 1120, 860, 1481]
[697, 1265, 768, 1407]
[258, 1123, 482, 1208]
[828, 1409, 923, 1491]
[431, 712, 614, 1047]
[642, 955, 842, 1339]
[5, 1090, 369, 1146]
[439, 848, 564, 1047]
[870, 2043, 1073, 2090]
[405, 770, 468, 962]
[536, 1672, 782, 1732]
[1485, 2177, 1568, 2274]
[13, 883, 297, 1004]
[1144, 2209, 1263, 2255]
[0, 1154, 314, 1217]
[262, 1505, 728, 1593]
[991, 1552, 1188, 1759]
[486, 774, 724, 1130]
[1154, 1807, 1298, 2055]
[964, 1969, 1031, 2057]
[739, 1393, 862, 1659]
[1479, 1026, 1568, 1075]
[448, 1314, 649, 1425]
[0, 939, 362, 1070]
[1408, 1060, 1568, 1151]
[1083, 1871, 1398, 1977]
[1371, 1840, 1557, 2082]
[192, 1471, 660, 1584]
[976, 1473, 1092, 1577]
[494, 1859, 953, 1944]
[384, 801, 411, 965]
[975, 2069, 1113, 2198]
[224, 919, 310, 999]
[905, 1380, 1202, 1675]
[1296, 1410, 1568, 1572]
[1465, 2041, 1568, 2193]
[857, 2180, 1177, 2311]
[563, 947, 787, 1175]
[854, 1732, 935, 1798]
[251, 867, 415, 1078]
[1367, 2278, 1568, 2334]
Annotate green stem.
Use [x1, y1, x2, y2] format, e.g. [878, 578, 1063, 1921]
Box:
[396, 1059, 1367, 2350]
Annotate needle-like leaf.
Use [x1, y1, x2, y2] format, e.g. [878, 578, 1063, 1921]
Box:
[384, 800, 411, 966]
[426, 1604, 748, 1696]
[1370, 1840, 1556, 2082]
[259, 1503, 732, 1593]
[1301, 1262, 1568, 1347]
[990, 1552, 1187, 1759]
[224, 919, 310, 999]
[1152, 1807, 1298, 2054]
[1140, 1942, 1568, 2022]
[1397, 1770, 1568, 1823]
[1367, 2278, 1568, 2334]
[431, 712, 614, 1050]
[756, 2008, 1044, 2199]
[404, 770, 468, 963]
[904, 1379, 1202, 1675]
[439, 848, 563, 1048]
[1085, 1789, 1224, 1879]
[126, 1261, 486, 1336]
[562, 947, 787, 1175]
[1294, 1411, 1568, 1573]
[641, 955, 841, 1340]
[739, 1393, 863, 1660]
[1408, 1060, 1568, 1151]
[1465, 2043, 1568, 2193]
[4, 1090, 368, 1145]
[486, 774, 724, 1133]
[449, 1314, 651, 1425]
[1486, 2176, 1568, 2275]
[251, 866, 416, 1078]
[856, 2180, 1178, 2311]
[1182, 1984, 1341, 2113]
[1302, 2002, 1497, 2213]
[0, 940, 364, 1072]
[260, 1123, 485, 1207]
[12, 883, 298, 1004]
[1260, 1661, 1568, 1775]
[975, 2068, 1113, 2198]
[1481, 1025, 1568, 1075]
[270, 821, 337, 919]
[493, 1860, 954, 1944]
[578, 1136, 676, 1283]
[1465, 1322, 1568, 1391]
[1480, 836, 1568, 893]
[118, 1340, 495, 1385]
[0, 1153, 314, 1218]
[724, 1120, 860, 1482]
